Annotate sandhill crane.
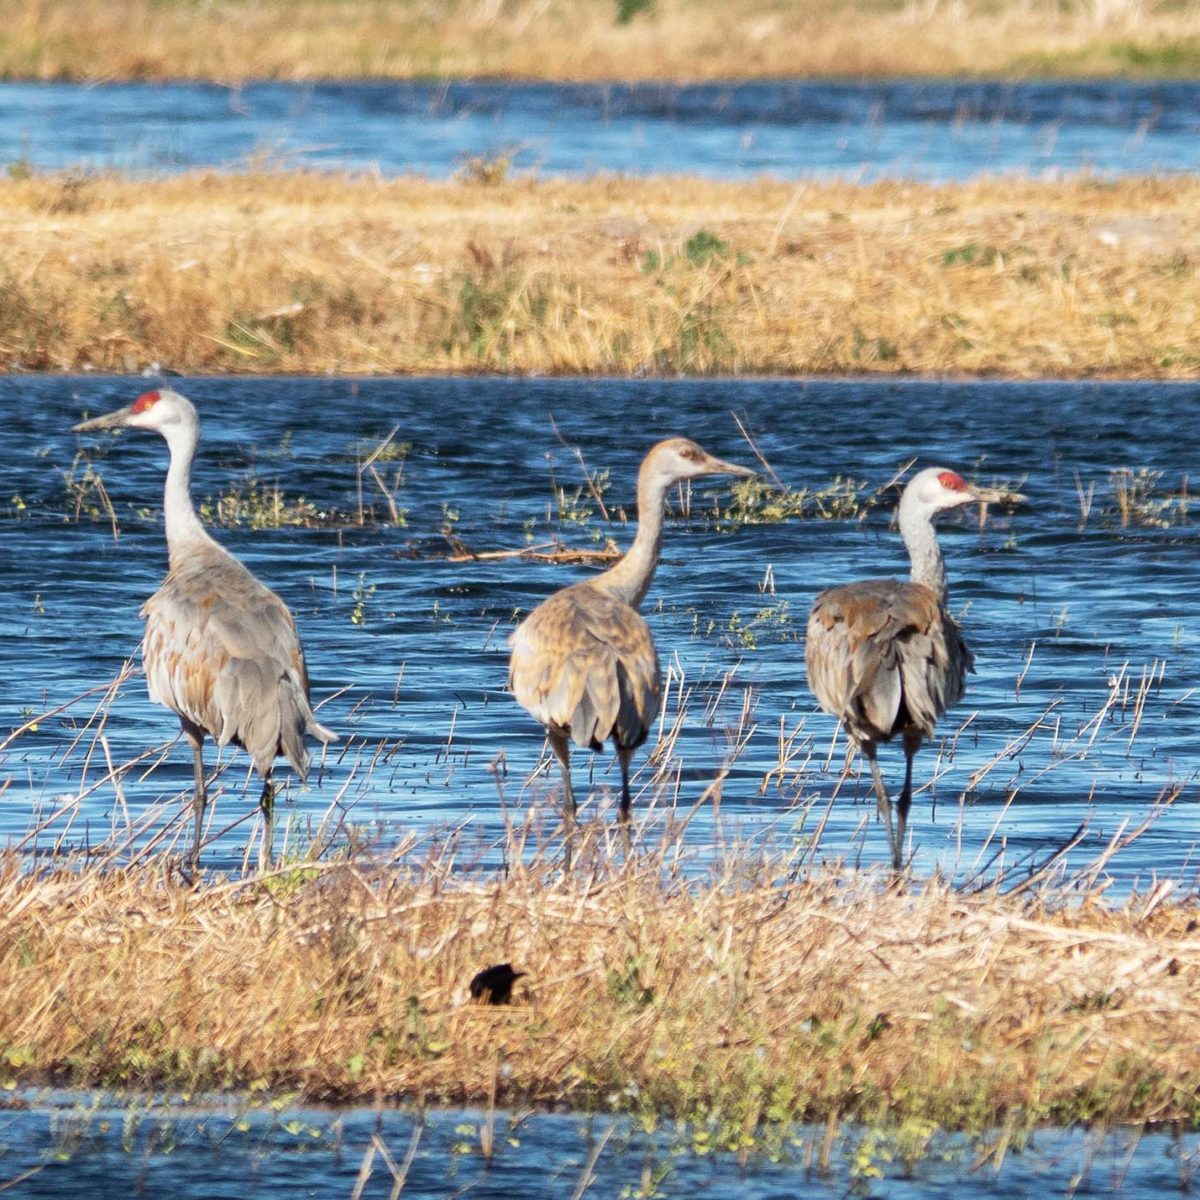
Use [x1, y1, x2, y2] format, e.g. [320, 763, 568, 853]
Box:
[509, 438, 754, 826]
[805, 467, 1022, 870]
[73, 388, 337, 869]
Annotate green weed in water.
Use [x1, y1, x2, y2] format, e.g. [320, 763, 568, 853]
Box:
[720, 476, 876, 526]
[199, 474, 331, 529]
[556, 470, 611, 526]
[349, 573, 374, 626]
[726, 601, 797, 650]
[1107, 467, 1190, 528]
[60, 451, 119, 533]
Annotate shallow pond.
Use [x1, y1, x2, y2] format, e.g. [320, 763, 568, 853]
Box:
[1, 375, 1197, 884]
[3, 79, 1199, 180]
[1, 1094, 1198, 1199]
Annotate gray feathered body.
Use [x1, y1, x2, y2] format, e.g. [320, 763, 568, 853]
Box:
[805, 577, 971, 749]
[141, 539, 334, 779]
[508, 580, 662, 753]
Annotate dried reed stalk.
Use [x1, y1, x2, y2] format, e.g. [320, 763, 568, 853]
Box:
[3, 173, 1200, 378]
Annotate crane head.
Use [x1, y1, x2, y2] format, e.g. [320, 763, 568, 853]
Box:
[904, 466, 1027, 516]
[73, 388, 198, 436]
[644, 437, 756, 489]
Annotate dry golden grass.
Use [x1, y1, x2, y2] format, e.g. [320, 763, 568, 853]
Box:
[4, 0, 1200, 81]
[2, 171, 1200, 377]
[1, 834, 1197, 1134]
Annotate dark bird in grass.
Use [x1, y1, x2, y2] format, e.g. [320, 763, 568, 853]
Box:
[73, 388, 338, 871]
[805, 467, 1025, 870]
[469, 963, 526, 1005]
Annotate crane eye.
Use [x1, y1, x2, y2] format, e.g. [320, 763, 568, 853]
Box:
[679, 446, 696, 460]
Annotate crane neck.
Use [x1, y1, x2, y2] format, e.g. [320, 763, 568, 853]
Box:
[898, 495, 948, 602]
[593, 463, 670, 610]
[161, 415, 210, 567]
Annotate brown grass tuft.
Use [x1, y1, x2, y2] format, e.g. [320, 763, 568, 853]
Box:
[1, 835, 1199, 1133]
[3, 0, 1200, 81]
[3, 171, 1200, 378]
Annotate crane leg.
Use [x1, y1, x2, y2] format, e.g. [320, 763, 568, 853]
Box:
[616, 745, 633, 824]
[895, 732, 922, 873]
[615, 746, 634, 857]
[182, 721, 207, 872]
[863, 744, 900, 870]
[258, 771, 275, 870]
[547, 729, 577, 825]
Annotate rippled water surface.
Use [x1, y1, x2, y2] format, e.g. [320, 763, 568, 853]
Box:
[2, 375, 1198, 883]
[2, 1095, 1200, 1199]
[3, 79, 1200, 179]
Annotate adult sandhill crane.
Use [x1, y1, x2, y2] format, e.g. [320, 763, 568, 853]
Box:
[805, 467, 1022, 870]
[73, 389, 337, 869]
[509, 438, 754, 825]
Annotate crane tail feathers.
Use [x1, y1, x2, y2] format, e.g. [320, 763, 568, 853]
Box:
[859, 661, 903, 736]
[570, 687, 604, 751]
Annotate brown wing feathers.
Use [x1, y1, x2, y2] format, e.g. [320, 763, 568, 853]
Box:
[806, 579, 970, 745]
[509, 583, 662, 753]
[141, 544, 328, 778]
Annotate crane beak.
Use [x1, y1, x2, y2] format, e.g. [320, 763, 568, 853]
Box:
[73, 404, 135, 433]
[970, 484, 1028, 506]
[699, 453, 757, 479]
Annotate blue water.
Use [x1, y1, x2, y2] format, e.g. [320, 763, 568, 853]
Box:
[2, 79, 1198, 179]
[2, 375, 1198, 884]
[3, 68, 1199, 1200]
[0, 1095, 1196, 1198]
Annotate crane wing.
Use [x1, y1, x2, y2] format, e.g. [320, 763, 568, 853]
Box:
[806, 578, 972, 743]
[509, 582, 661, 752]
[898, 599, 972, 735]
[141, 545, 334, 777]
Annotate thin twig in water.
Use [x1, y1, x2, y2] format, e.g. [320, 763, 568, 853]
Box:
[356, 423, 402, 526]
[568, 1123, 616, 1200]
[730, 409, 784, 491]
[549, 413, 610, 520]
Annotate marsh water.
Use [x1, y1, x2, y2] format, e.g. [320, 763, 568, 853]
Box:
[5, 61, 1200, 1200]
[2, 1093, 1200, 1199]
[3, 78, 1200, 179]
[2, 374, 1198, 887]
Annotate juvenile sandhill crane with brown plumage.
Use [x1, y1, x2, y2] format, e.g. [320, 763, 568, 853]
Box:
[805, 467, 1022, 870]
[74, 389, 337, 869]
[509, 438, 754, 825]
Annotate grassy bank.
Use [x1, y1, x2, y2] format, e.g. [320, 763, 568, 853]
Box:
[5, 0, 1200, 81]
[0, 838, 1197, 1139]
[2, 171, 1199, 377]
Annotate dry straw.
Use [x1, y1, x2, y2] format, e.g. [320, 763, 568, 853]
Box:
[2, 172, 1200, 378]
[0, 796, 1198, 1133]
[3, 0, 1199, 81]
[0, 600, 1196, 1137]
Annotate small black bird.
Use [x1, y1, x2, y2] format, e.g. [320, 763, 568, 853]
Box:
[469, 963, 526, 1005]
